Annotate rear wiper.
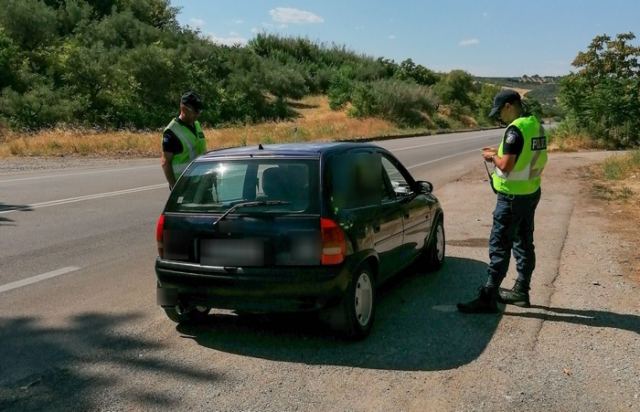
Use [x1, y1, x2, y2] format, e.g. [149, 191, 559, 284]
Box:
[212, 200, 290, 227]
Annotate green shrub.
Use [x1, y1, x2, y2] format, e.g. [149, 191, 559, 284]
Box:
[559, 32, 640, 148]
[349, 79, 437, 126]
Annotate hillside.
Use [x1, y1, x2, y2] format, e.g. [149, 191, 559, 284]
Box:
[477, 75, 562, 106]
[0, 0, 500, 135]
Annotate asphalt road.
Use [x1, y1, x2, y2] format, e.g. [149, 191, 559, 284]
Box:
[1, 132, 638, 412]
[0, 129, 500, 291]
[0, 129, 512, 410]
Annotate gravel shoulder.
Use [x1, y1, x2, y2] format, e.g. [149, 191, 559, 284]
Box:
[436, 151, 639, 411]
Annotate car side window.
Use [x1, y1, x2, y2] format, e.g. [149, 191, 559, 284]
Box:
[328, 151, 384, 210]
[381, 156, 412, 198]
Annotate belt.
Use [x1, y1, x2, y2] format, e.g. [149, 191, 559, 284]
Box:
[497, 189, 541, 200]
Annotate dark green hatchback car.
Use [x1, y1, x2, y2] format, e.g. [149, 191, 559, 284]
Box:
[155, 142, 445, 339]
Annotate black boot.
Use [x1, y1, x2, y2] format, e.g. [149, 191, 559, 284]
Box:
[457, 286, 499, 314]
[498, 280, 530, 307]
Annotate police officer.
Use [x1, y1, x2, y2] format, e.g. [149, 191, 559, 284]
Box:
[161, 91, 207, 189]
[458, 89, 548, 313]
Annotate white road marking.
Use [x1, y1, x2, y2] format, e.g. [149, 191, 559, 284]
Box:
[0, 266, 80, 293]
[0, 183, 167, 214]
[0, 164, 157, 184]
[407, 148, 482, 169]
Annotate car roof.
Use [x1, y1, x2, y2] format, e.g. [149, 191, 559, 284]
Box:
[198, 142, 381, 160]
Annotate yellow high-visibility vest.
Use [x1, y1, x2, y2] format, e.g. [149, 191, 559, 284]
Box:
[492, 115, 548, 195]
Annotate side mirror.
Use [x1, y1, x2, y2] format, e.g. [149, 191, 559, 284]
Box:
[416, 181, 433, 194]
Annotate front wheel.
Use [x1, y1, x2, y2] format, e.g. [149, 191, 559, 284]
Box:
[328, 265, 376, 340]
[163, 304, 210, 324]
[424, 216, 445, 271]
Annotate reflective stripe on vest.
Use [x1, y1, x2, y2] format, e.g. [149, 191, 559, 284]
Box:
[163, 119, 205, 177]
[492, 116, 548, 195]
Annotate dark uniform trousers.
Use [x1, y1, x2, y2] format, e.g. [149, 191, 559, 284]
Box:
[486, 188, 541, 289]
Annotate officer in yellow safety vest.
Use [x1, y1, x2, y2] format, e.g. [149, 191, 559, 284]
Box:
[161, 91, 207, 189]
[458, 89, 548, 313]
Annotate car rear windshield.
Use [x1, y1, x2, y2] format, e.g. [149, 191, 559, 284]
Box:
[165, 158, 320, 214]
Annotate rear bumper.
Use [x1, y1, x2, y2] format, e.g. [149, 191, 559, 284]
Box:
[155, 258, 352, 312]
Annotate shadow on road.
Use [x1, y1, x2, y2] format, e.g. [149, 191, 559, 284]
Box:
[0, 312, 217, 411]
[0, 203, 32, 213]
[505, 304, 639, 335]
[0, 216, 15, 226]
[177, 256, 502, 371]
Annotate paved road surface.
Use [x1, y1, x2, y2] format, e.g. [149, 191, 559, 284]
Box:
[10, 130, 638, 411]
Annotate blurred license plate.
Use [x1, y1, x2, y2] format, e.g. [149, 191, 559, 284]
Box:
[200, 239, 265, 266]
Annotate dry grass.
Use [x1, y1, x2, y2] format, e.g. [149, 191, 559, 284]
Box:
[0, 96, 403, 158]
[547, 132, 601, 152]
[588, 151, 640, 201]
[0, 128, 159, 157]
[587, 151, 640, 283]
[207, 96, 401, 149]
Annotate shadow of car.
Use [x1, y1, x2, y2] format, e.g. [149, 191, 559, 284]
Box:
[155, 143, 445, 339]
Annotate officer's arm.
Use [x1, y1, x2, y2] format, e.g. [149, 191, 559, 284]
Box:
[492, 127, 521, 173]
[161, 151, 176, 188]
[493, 154, 517, 173]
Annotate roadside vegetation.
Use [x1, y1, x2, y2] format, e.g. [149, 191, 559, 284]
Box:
[0, 0, 509, 158]
[0, 1, 636, 158]
[587, 150, 640, 283]
[551, 32, 640, 151]
[590, 150, 640, 202]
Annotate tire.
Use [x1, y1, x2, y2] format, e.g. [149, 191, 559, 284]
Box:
[163, 304, 210, 324]
[424, 216, 445, 271]
[330, 265, 376, 340]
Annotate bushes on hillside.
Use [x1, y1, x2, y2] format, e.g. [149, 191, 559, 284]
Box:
[0, 1, 495, 132]
[349, 79, 438, 126]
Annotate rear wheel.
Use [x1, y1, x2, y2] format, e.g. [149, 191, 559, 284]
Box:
[329, 265, 376, 340]
[424, 216, 445, 271]
[163, 304, 211, 324]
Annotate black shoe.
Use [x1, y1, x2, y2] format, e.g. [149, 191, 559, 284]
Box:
[457, 286, 499, 314]
[498, 280, 530, 307]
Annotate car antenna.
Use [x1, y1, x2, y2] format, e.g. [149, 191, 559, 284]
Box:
[258, 143, 264, 150]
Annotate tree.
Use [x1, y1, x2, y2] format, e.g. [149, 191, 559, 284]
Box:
[559, 32, 640, 147]
[434, 70, 476, 108]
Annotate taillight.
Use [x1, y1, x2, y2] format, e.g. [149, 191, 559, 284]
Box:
[156, 214, 165, 258]
[320, 218, 346, 265]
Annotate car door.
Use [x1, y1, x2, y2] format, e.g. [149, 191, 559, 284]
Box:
[380, 152, 436, 263]
[328, 149, 404, 280]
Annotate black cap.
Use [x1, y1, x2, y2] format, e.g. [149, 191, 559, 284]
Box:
[181, 91, 203, 113]
[489, 89, 521, 118]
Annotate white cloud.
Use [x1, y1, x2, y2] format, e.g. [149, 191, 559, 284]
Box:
[388, 34, 396, 40]
[261, 22, 288, 30]
[269, 7, 324, 24]
[251, 27, 260, 34]
[189, 18, 205, 29]
[233, 19, 244, 24]
[207, 34, 248, 46]
[459, 38, 480, 47]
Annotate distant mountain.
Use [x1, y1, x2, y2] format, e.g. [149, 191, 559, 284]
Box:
[518, 74, 561, 84]
[477, 75, 564, 87]
[476, 75, 566, 106]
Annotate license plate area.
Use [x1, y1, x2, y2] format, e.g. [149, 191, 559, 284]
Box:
[199, 238, 266, 267]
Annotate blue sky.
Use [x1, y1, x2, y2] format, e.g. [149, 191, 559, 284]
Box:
[169, 1, 640, 77]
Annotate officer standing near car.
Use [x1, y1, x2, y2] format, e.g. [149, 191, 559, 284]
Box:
[458, 89, 548, 313]
[161, 91, 207, 190]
